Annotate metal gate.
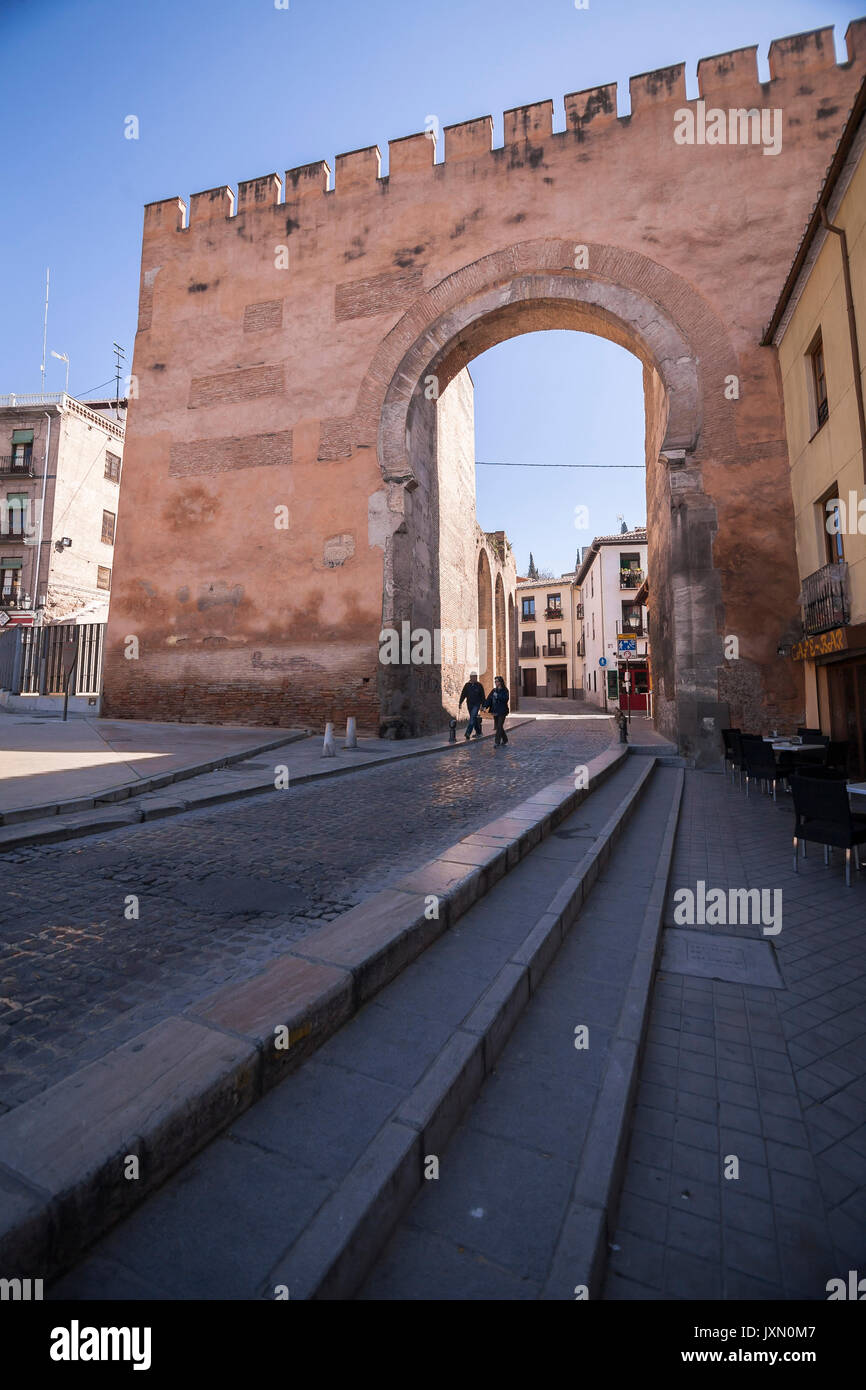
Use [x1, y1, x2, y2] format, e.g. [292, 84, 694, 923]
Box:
[0, 622, 105, 696]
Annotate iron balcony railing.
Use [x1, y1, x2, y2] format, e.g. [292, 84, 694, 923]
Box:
[576, 603, 584, 619]
[620, 569, 645, 588]
[0, 454, 34, 476]
[544, 606, 562, 619]
[620, 619, 645, 636]
[801, 561, 849, 635]
[543, 643, 566, 657]
[0, 594, 32, 611]
[576, 636, 585, 657]
[520, 611, 536, 622]
[519, 644, 538, 659]
[0, 392, 65, 407]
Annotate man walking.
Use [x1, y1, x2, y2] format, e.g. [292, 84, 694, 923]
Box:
[458, 671, 485, 740]
[484, 675, 510, 747]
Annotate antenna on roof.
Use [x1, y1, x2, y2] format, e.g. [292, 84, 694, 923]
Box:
[113, 343, 126, 418]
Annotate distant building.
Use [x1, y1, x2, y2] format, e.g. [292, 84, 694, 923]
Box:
[516, 572, 583, 698]
[0, 393, 126, 626]
[575, 529, 650, 713]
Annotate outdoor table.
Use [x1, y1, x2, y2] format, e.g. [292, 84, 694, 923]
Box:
[771, 745, 824, 756]
[848, 782, 866, 800]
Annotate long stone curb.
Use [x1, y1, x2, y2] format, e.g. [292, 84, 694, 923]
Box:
[541, 765, 685, 1300]
[266, 756, 660, 1300]
[0, 742, 627, 1282]
[0, 718, 537, 851]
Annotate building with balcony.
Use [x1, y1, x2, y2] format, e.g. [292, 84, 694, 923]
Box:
[764, 75, 866, 774]
[0, 393, 126, 627]
[516, 572, 583, 698]
[575, 529, 650, 713]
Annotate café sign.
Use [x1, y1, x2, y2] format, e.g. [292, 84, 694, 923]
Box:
[791, 628, 847, 661]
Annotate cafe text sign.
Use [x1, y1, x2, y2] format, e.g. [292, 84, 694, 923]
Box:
[791, 628, 847, 661]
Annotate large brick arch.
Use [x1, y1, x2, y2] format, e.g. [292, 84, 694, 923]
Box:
[359, 242, 740, 759]
[345, 241, 726, 470]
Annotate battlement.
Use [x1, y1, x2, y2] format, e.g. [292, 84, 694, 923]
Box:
[142, 19, 866, 233]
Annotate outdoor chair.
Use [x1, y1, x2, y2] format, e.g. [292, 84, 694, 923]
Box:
[790, 772, 866, 886]
[825, 740, 851, 774]
[721, 727, 742, 785]
[797, 727, 826, 743]
[740, 734, 784, 800]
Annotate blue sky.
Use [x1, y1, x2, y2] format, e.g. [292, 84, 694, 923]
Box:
[1, 0, 856, 575]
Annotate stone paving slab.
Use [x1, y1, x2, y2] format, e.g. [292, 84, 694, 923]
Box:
[660, 929, 785, 989]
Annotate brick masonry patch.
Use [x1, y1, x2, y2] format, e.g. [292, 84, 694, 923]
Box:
[169, 430, 293, 477]
[188, 363, 285, 409]
[335, 269, 423, 321]
[243, 300, 283, 333]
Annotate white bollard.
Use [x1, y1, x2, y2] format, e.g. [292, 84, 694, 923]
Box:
[322, 722, 337, 757]
[344, 716, 358, 749]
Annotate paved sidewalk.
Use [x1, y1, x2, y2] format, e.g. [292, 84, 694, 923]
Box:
[605, 770, 866, 1300]
[0, 713, 308, 813]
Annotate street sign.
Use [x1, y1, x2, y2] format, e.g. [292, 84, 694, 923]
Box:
[598, 656, 607, 668]
[617, 637, 637, 654]
[0, 611, 9, 627]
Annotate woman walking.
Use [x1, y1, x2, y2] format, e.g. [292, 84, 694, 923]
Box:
[484, 676, 510, 747]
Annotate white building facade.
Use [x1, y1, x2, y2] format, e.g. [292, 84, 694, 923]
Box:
[575, 530, 650, 714]
[516, 573, 584, 698]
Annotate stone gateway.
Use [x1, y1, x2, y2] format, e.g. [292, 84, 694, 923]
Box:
[103, 23, 866, 763]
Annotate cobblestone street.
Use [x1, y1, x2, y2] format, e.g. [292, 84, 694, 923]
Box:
[0, 716, 611, 1112]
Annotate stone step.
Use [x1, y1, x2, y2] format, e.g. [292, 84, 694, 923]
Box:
[0, 742, 628, 1285]
[358, 765, 684, 1300]
[42, 752, 662, 1300]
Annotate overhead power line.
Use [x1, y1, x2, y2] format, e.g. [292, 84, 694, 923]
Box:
[475, 459, 645, 469]
[69, 376, 116, 399]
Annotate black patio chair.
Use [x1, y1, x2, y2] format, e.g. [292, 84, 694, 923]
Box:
[721, 727, 742, 785]
[740, 733, 784, 801]
[793, 767, 848, 781]
[790, 772, 866, 886]
[826, 740, 851, 774]
[797, 727, 827, 743]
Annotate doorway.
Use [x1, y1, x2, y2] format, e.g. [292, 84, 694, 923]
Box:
[826, 657, 866, 777]
[547, 666, 567, 698]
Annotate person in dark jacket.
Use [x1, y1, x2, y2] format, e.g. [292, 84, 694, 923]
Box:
[484, 676, 510, 746]
[458, 672, 485, 739]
